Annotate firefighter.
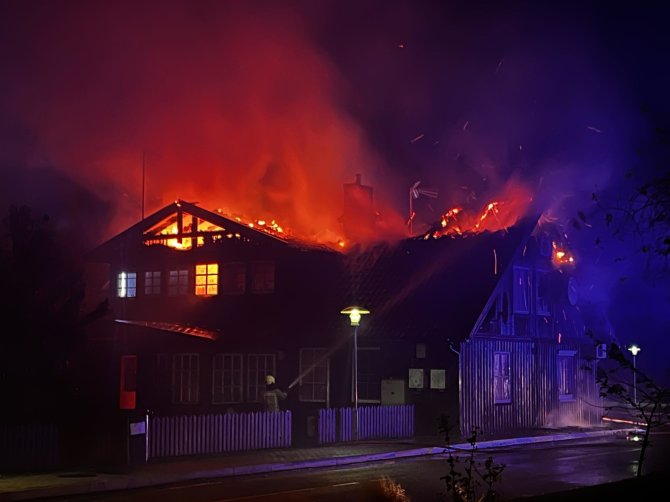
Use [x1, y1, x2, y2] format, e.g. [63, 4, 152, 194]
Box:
[263, 374, 287, 412]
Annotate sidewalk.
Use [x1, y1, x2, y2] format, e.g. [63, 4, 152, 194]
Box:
[0, 426, 637, 501]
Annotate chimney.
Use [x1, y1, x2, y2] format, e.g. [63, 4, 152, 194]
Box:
[342, 174, 375, 243]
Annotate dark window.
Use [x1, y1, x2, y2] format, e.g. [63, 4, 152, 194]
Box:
[144, 271, 161, 295]
[298, 348, 328, 402]
[493, 352, 511, 403]
[168, 269, 189, 296]
[250, 262, 275, 293]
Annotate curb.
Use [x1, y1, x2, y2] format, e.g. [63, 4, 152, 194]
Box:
[0, 428, 638, 501]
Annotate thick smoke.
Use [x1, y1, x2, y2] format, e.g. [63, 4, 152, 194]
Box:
[1, 1, 668, 380]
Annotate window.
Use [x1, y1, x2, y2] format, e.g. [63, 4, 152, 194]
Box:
[144, 271, 161, 295]
[195, 263, 218, 296]
[536, 270, 550, 315]
[358, 347, 381, 402]
[221, 262, 246, 294]
[247, 354, 276, 402]
[117, 272, 137, 298]
[558, 350, 576, 402]
[250, 261, 275, 293]
[168, 269, 189, 296]
[513, 267, 531, 313]
[172, 353, 199, 404]
[298, 348, 329, 402]
[212, 353, 243, 404]
[493, 352, 511, 403]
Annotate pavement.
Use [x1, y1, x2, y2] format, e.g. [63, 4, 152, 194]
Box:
[0, 425, 639, 501]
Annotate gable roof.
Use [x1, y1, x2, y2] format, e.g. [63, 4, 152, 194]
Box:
[345, 215, 539, 343]
[87, 199, 321, 262]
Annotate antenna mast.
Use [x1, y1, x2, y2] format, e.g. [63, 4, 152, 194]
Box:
[408, 181, 438, 235]
[141, 151, 146, 220]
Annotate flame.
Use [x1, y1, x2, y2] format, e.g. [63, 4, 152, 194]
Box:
[426, 178, 533, 239]
[552, 241, 576, 266]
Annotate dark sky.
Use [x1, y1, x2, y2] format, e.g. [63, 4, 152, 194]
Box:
[1, 0, 668, 381]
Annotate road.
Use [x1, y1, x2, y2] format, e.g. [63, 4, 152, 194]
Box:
[48, 434, 670, 501]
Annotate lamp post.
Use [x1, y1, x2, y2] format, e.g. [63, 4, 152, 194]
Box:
[340, 306, 370, 441]
[628, 344, 641, 405]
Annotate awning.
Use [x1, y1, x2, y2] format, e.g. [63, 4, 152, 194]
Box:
[114, 319, 219, 341]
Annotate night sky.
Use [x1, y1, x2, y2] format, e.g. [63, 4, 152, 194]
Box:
[1, 1, 668, 382]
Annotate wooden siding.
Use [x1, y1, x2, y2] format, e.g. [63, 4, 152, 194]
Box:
[459, 338, 602, 435]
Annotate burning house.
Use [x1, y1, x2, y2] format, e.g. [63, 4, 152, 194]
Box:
[84, 178, 602, 443]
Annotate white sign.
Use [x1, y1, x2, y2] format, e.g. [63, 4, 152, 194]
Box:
[408, 368, 424, 389]
[130, 421, 146, 436]
[430, 369, 446, 389]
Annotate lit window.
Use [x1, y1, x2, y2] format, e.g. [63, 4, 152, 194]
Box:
[117, 272, 137, 298]
[513, 267, 531, 314]
[144, 271, 161, 295]
[247, 354, 276, 402]
[212, 353, 243, 404]
[168, 269, 189, 296]
[172, 353, 199, 404]
[494, 352, 511, 403]
[558, 350, 576, 402]
[195, 263, 218, 296]
[221, 262, 246, 294]
[251, 261, 275, 293]
[298, 348, 329, 403]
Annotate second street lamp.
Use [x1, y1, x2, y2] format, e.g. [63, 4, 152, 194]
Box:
[340, 306, 370, 441]
[628, 344, 641, 405]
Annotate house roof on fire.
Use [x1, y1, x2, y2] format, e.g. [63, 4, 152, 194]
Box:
[87, 199, 333, 262]
[346, 214, 539, 343]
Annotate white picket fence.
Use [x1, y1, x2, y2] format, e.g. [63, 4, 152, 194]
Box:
[318, 405, 414, 444]
[148, 411, 291, 459]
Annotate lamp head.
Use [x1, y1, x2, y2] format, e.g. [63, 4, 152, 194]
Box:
[340, 306, 370, 326]
[628, 345, 641, 356]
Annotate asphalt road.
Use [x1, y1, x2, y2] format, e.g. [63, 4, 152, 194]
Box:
[46, 434, 670, 501]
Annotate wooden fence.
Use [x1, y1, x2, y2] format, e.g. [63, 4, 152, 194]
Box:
[148, 411, 292, 459]
[318, 405, 414, 444]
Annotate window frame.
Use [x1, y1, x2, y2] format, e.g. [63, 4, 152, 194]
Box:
[221, 262, 247, 295]
[557, 350, 577, 402]
[358, 346, 382, 403]
[195, 262, 219, 296]
[250, 261, 275, 294]
[117, 271, 137, 298]
[144, 270, 162, 295]
[212, 353, 244, 404]
[168, 269, 189, 296]
[493, 351, 512, 404]
[246, 354, 276, 402]
[172, 353, 199, 404]
[536, 269, 551, 316]
[298, 348, 329, 403]
[513, 266, 531, 314]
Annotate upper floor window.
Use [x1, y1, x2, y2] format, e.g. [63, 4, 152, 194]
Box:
[168, 269, 189, 296]
[172, 353, 199, 404]
[251, 261, 275, 293]
[247, 353, 276, 402]
[221, 262, 246, 294]
[144, 271, 161, 295]
[493, 351, 511, 403]
[195, 263, 218, 296]
[513, 267, 531, 314]
[558, 350, 576, 402]
[212, 353, 243, 404]
[117, 272, 137, 298]
[298, 348, 329, 403]
[536, 270, 551, 315]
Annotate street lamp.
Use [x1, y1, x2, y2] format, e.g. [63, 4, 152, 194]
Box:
[340, 306, 370, 440]
[628, 344, 641, 405]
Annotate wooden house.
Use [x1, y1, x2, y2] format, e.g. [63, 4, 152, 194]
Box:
[84, 198, 602, 442]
